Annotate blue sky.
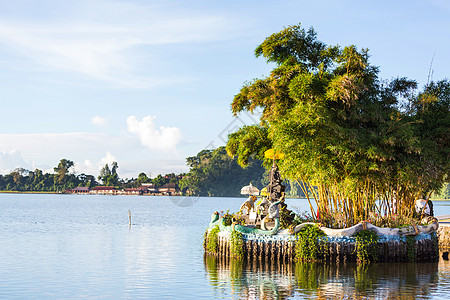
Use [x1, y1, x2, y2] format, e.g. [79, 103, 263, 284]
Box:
[0, 0, 449, 179]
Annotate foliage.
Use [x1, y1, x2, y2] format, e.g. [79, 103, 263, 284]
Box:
[227, 125, 272, 168]
[77, 173, 98, 188]
[292, 209, 314, 224]
[279, 206, 304, 230]
[230, 230, 244, 258]
[295, 224, 326, 261]
[285, 179, 308, 198]
[369, 213, 420, 228]
[434, 183, 450, 199]
[222, 211, 234, 226]
[53, 159, 74, 185]
[151, 174, 166, 188]
[227, 23, 450, 227]
[98, 161, 119, 186]
[354, 230, 379, 263]
[279, 206, 293, 229]
[180, 146, 266, 197]
[206, 225, 220, 254]
[316, 209, 350, 229]
[137, 172, 150, 184]
[413, 80, 450, 194]
[0, 157, 190, 193]
[0, 164, 88, 192]
[0, 149, 268, 197]
[221, 210, 245, 226]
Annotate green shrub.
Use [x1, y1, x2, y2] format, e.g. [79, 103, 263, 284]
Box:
[354, 230, 379, 263]
[295, 225, 326, 261]
[206, 225, 220, 254]
[230, 230, 244, 258]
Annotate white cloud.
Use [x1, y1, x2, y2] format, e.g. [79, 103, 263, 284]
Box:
[99, 151, 117, 167]
[73, 159, 96, 176]
[118, 158, 188, 179]
[0, 131, 189, 178]
[73, 153, 118, 177]
[0, 150, 31, 173]
[72, 153, 188, 179]
[0, 0, 239, 87]
[91, 116, 107, 126]
[0, 132, 131, 170]
[127, 115, 182, 151]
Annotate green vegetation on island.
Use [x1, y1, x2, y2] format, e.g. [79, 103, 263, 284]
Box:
[226, 23, 449, 226]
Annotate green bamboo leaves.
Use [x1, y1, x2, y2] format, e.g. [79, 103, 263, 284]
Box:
[227, 23, 449, 227]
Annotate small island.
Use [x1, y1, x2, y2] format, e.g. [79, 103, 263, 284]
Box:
[204, 24, 449, 263]
[204, 154, 439, 263]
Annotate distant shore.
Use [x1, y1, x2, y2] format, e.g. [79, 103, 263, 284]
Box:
[0, 190, 57, 194]
[0, 190, 448, 201]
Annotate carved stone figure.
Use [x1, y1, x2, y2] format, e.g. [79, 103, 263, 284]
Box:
[240, 196, 256, 215]
[415, 198, 434, 217]
[267, 164, 285, 202]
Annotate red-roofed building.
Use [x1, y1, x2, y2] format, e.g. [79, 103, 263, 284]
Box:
[90, 186, 117, 195]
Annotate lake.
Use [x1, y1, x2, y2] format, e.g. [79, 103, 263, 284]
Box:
[1, 193, 450, 299]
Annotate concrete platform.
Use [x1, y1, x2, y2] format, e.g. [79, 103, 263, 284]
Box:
[436, 215, 450, 227]
[206, 230, 439, 262]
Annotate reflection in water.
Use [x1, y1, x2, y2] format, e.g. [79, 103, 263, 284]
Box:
[205, 255, 295, 299]
[303, 262, 439, 299]
[204, 255, 447, 299]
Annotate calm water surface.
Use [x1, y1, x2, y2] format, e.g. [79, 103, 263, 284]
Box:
[1, 194, 449, 299]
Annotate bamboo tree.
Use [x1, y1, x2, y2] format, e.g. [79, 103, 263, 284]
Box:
[227, 23, 449, 227]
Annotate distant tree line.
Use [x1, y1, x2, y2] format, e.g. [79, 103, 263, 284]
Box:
[0, 158, 183, 193]
[0, 146, 313, 197]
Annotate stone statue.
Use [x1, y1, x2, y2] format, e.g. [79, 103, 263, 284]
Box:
[268, 200, 281, 219]
[267, 164, 285, 202]
[256, 197, 270, 215]
[415, 197, 434, 217]
[240, 195, 256, 215]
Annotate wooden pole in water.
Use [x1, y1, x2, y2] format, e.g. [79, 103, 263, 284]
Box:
[128, 210, 131, 227]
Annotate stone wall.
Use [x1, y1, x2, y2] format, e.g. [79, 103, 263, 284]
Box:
[437, 225, 450, 250]
[205, 231, 439, 262]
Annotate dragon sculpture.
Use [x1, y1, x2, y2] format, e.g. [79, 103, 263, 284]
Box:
[208, 211, 439, 237]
